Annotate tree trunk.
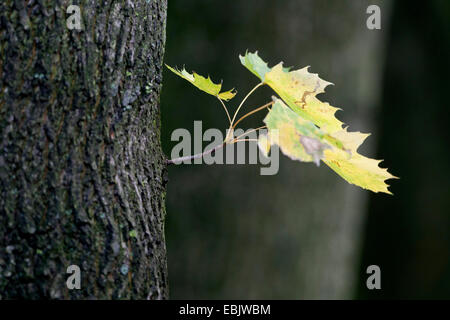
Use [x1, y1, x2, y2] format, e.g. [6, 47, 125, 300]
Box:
[0, 0, 168, 299]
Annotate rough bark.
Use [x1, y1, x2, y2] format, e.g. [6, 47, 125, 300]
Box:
[0, 0, 168, 299]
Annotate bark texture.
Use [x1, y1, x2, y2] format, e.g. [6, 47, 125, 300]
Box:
[0, 0, 168, 299]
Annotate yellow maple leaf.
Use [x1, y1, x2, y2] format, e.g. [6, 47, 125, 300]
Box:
[240, 50, 398, 194]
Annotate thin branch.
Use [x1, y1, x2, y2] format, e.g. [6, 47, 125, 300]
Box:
[230, 82, 264, 126]
[232, 138, 258, 143]
[232, 101, 273, 129]
[231, 126, 267, 143]
[166, 143, 225, 165]
[167, 125, 267, 165]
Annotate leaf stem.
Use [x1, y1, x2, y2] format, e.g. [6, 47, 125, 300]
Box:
[216, 97, 232, 126]
[167, 84, 272, 165]
[230, 82, 264, 127]
[232, 138, 258, 143]
[231, 126, 267, 143]
[232, 101, 273, 129]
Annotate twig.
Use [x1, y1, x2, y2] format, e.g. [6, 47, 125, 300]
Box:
[232, 101, 273, 129]
[231, 126, 267, 143]
[216, 97, 232, 126]
[166, 143, 225, 165]
[230, 82, 264, 126]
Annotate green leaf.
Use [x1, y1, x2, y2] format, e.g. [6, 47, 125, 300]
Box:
[239, 51, 271, 81]
[264, 98, 331, 165]
[218, 89, 237, 101]
[240, 51, 342, 132]
[265, 64, 342, 133]
[321, 128, 398, 194]
[166, 65, 236, 101]
[265, 98, 397, 194]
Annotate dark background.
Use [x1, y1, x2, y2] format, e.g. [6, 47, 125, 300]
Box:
[161, 0, 450, 299]
[358, 1, 450, 299]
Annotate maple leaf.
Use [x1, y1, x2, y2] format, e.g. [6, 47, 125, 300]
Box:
[240, 51, 342, 132]
[322, 128, 397, 194]
[299, 135, 331, 167]
[166, 65, 236, 101]
[242, 51, 398, 194]
[264, 98, 332, 165]
[239, 51, 271, 81]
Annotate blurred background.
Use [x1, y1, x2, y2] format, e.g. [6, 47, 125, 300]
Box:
[161, 0, 450, 299]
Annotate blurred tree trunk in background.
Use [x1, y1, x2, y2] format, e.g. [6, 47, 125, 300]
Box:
[359, 1, 450, 299]
[0, 0, 168, 299]
[164, 0, 390, 299]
